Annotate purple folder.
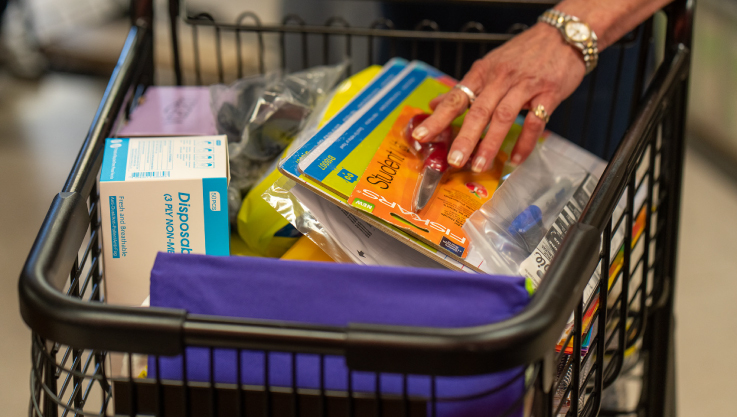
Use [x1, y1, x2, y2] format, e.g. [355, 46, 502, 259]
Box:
[117, 86, 217, 137]
[149, 253, 530, 417]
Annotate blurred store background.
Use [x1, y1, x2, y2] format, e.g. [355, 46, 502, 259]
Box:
[687, 0, 737, 177]
[1, 0, 735, 416]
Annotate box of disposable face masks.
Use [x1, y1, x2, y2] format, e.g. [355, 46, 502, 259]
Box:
[99, 136, 230, 306]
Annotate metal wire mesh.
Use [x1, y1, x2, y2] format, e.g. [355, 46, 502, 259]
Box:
[25, 5, 687, 417]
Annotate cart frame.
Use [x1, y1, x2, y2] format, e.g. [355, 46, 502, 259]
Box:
[19, 1, 693, 416]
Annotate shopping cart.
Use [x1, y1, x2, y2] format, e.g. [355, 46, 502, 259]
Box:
[18, 0, 693, 416]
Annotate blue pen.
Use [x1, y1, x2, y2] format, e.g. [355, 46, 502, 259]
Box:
[508, 178, 574, 250]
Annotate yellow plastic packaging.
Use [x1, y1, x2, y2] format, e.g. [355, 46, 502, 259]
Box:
[235, 66, 383, 258]
[280, 236, 334, 262]
[229, 233, 263, 257]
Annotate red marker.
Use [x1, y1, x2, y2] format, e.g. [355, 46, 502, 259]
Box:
[405, 114, 452, 212]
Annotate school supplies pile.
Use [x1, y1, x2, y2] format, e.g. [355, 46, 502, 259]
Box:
[276, 59, 512, 271]
[105, 58, 630, 303]
[101, 59, 654, 417]
[274, 59, 610, 277]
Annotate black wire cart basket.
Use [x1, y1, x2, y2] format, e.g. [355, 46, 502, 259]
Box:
[19, 0, 693, 416]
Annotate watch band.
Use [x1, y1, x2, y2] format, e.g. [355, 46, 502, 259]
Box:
[539, 9, 599, 74]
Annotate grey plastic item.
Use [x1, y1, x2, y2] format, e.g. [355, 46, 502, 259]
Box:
[224, 62, 348, 194]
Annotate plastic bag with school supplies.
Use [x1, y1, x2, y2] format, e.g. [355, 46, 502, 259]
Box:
[260, 74, 477, 270]
[211, 62, 347, 194]
[466, 132, 650, 358]
[263, 176, 455, 269]
[258, 88, 462, 269]
[463, 135, 606, 278]
[236, 65, 391, 257]
[210, 73, 277, 144]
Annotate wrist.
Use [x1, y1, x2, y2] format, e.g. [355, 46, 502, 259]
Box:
[531, 22, 588, 73]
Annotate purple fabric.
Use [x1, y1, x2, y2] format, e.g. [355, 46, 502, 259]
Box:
[149, 253, 530, 416]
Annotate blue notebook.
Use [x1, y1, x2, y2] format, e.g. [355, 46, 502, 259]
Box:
[279, 58, 408, 179]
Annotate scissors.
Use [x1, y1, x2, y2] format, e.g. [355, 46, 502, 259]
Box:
[405, 114, 452, 212]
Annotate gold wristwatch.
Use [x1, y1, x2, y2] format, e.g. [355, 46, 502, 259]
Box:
[539, 9, 599, 74]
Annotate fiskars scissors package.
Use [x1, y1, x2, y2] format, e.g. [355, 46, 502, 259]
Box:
[263, 62, 486, 272]
[341, 107, 518, 262]
[278, 59, 520, 271]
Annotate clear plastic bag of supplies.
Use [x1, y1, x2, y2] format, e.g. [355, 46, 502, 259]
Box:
[231, 81, 339, 254]
[463, 137, 605, 278]
[465, 134, 651, 362]
[262, 176, 353, 264]
[260, 86, 447, 269]
[210, 73, 277, 144]
[263, 176, 450, 269]
[216, 62, 348, 194]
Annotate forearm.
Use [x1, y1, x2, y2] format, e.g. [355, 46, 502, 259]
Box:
[555, 0, 674, 50]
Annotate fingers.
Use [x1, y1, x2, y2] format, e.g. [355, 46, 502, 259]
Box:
[412, 88, 475, 142]
[447, 86, 509, 168]
[411, 65, 485, 143]
[429, 94, 446, 111]
[510, 96, 557, 165]
[466, 85, 531, 172]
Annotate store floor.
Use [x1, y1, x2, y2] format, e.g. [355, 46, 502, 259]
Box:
[0, 71, 733, 416]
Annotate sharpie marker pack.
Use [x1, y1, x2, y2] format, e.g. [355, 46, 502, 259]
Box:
[99, 136, 230, 306]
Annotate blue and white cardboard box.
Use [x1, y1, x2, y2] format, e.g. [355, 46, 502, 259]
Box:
[99, 136, 230, 306]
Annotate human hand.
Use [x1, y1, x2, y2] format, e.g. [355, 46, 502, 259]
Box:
[411, 22, 587, 171]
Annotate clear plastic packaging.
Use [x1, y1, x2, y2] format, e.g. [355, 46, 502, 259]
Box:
[463, 138, 602, 277]
[210, 63, 347, 199]
[226, 63, 347, 193]
[262, 177, 353, 264]
[227, 185, 242, 226]
[263, 177, 450, 269]
[210, 73, 277, 144]
[233, 85, 336, 254]
[261, 96, 449, 268]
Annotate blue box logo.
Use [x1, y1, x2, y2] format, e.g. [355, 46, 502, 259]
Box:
[440, 236, 465, 257]
[337, 169, 358, 183]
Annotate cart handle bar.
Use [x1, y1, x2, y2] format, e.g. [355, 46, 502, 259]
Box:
[18, 16, 690, 375]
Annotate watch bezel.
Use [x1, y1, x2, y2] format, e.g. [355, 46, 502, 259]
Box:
[563, 20, 592, 43]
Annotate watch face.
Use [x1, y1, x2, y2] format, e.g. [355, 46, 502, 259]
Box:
[565, 21, 591, 42]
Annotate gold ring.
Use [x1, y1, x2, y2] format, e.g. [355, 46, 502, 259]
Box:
[453, 84, 476, 104]
[532, 104, 550, 124]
